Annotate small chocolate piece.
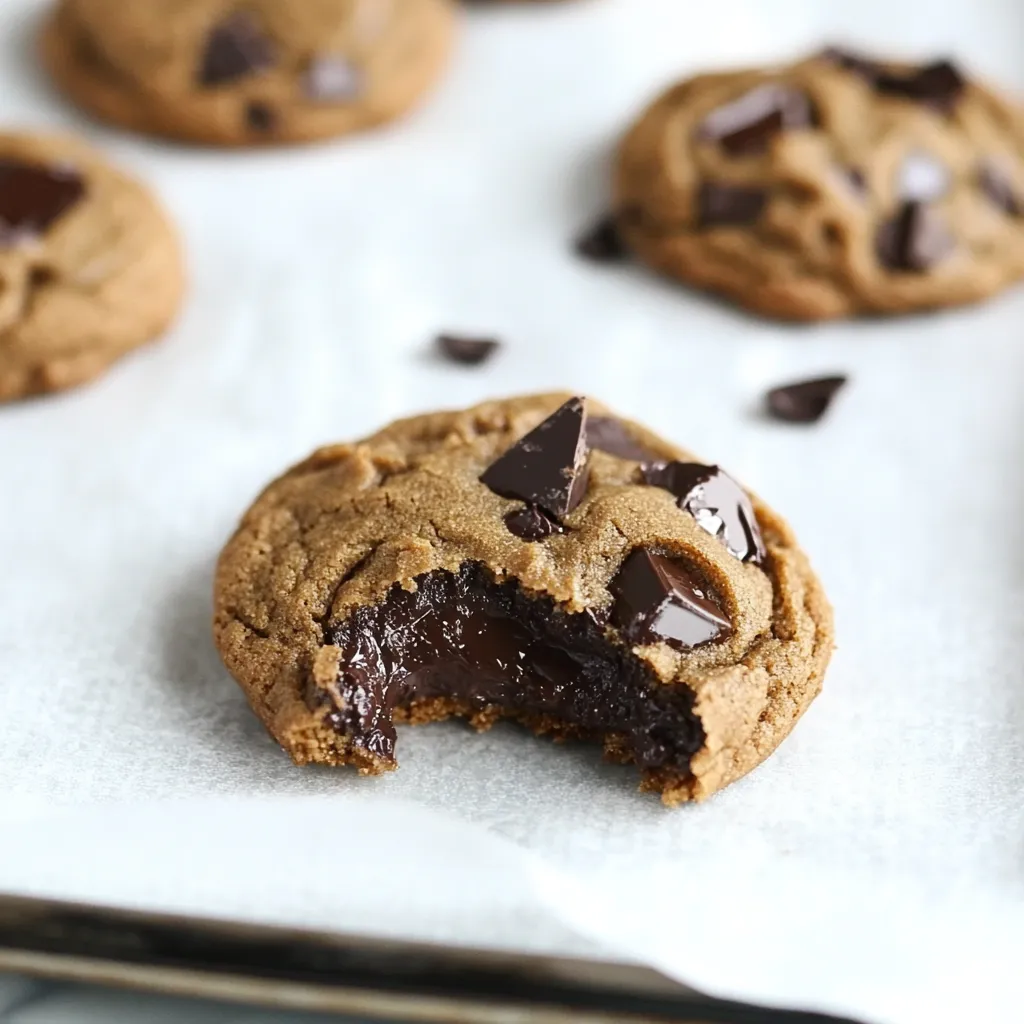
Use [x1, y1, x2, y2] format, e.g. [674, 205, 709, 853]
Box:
[246, 102, 276, 133]
[436, 333, 500, 367]
[611, 549, 731, 651]
[979, 161, 1022, 216]
[876, 201, 955, 271]
[504, 506, 564, 542]
[765, 375, 848, 424]
[845, 167, 868, 195]
[0, 160, 85, 246]
[875, 60, 965, 113]
[641, 463, 766, 565]
[304, 55, 362, 102]
[698, 84, 817, 156]
[698, 182, 768, 228]
[28, 265, 56, 289]
[480, 397, 590, 519]
[575, 214, 629, 262]
[898, 150, 951, 202]
[199, 12, 275, 87]
[588, 416, 660, 462]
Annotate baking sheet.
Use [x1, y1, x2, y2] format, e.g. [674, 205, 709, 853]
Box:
[2, 1, 1024, 1022]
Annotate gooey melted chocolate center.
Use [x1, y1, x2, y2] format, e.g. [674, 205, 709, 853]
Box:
[321, 563, 706, 772]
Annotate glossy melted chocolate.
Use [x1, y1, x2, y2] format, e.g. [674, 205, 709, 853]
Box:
[321, 563, 705, 772]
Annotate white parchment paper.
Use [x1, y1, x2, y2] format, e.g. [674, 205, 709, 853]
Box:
[2, 1, 1024, 1022]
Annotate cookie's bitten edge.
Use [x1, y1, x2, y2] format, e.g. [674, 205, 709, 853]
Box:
[212, 394, 835, 804]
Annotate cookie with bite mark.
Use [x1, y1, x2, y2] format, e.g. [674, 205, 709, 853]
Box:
[214, 394, 833, 804]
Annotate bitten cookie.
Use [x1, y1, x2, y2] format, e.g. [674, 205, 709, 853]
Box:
[615, 48, 1024, 320]
[0, 133, 183, 402]
[214, 394, 833, 804]
[41, 0, 457, 147]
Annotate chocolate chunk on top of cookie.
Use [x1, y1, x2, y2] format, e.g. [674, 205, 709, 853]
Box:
[0, 159, 85, 245]
[214, 394, 833, 805]
[616, 48, 1024, 320]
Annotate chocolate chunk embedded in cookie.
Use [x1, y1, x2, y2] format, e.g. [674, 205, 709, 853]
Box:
[214, 394, 833, 804]
[615, 48, 1024, 320]
[0, 132, 183, 402]
[40, 0, 457, 147]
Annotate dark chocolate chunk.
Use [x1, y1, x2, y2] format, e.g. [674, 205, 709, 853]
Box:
[504, 505, 564, 542]
[246, 101, 276, 133]
[480, 397, 590, 519]
[324, 562, 706, 770]
[765, 375, 848, 424]
[698, 182, 768, 228]
[575, 214, 629, 262]
[304, 55, 362, 102]
[876, 60, 965, 113]
[611, 549, 731, 651]
[979, 161, 1022, 216]
[897, 151, 951, 202]
[587, 416, 660, 463]
[641, 463, 766, 565]
[876, 201, 954, 272]
[698, 84, 817, 156]
[28, 265, 56, 289]
[822, 48, 965, 113]
[0, 160, 85, 246]
[436, 333, 500, 367]
[846, 167, 867, 195]
[199, 12, 275, 87]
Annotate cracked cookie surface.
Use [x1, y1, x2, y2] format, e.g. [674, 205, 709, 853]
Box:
[214, 394, 833, 804]
[42, 0, 457, 147]
[615, 48, 1024, 320]
[0, 132, 183, 402]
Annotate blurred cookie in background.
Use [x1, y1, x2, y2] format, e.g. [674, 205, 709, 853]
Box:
[0, 133, 183, 401]
[613, 48, 1024, 321]
[41, 0, 457, 147]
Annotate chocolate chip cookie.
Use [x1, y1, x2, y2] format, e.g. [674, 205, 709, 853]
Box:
[41, 0, 457, 147]
[214, 394, 833, 804]
[0, 133, 183, 402]
[615, 48, 1024, 320]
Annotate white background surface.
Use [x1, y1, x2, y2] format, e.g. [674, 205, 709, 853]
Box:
[2, 0, 1024, 1021]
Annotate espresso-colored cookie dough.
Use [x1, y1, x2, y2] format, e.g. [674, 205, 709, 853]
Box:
[0, 132, 183, 402]
[615, 48, 1024, 320]
[215, 394, 832, 804]
[41, 0, 457, 147]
